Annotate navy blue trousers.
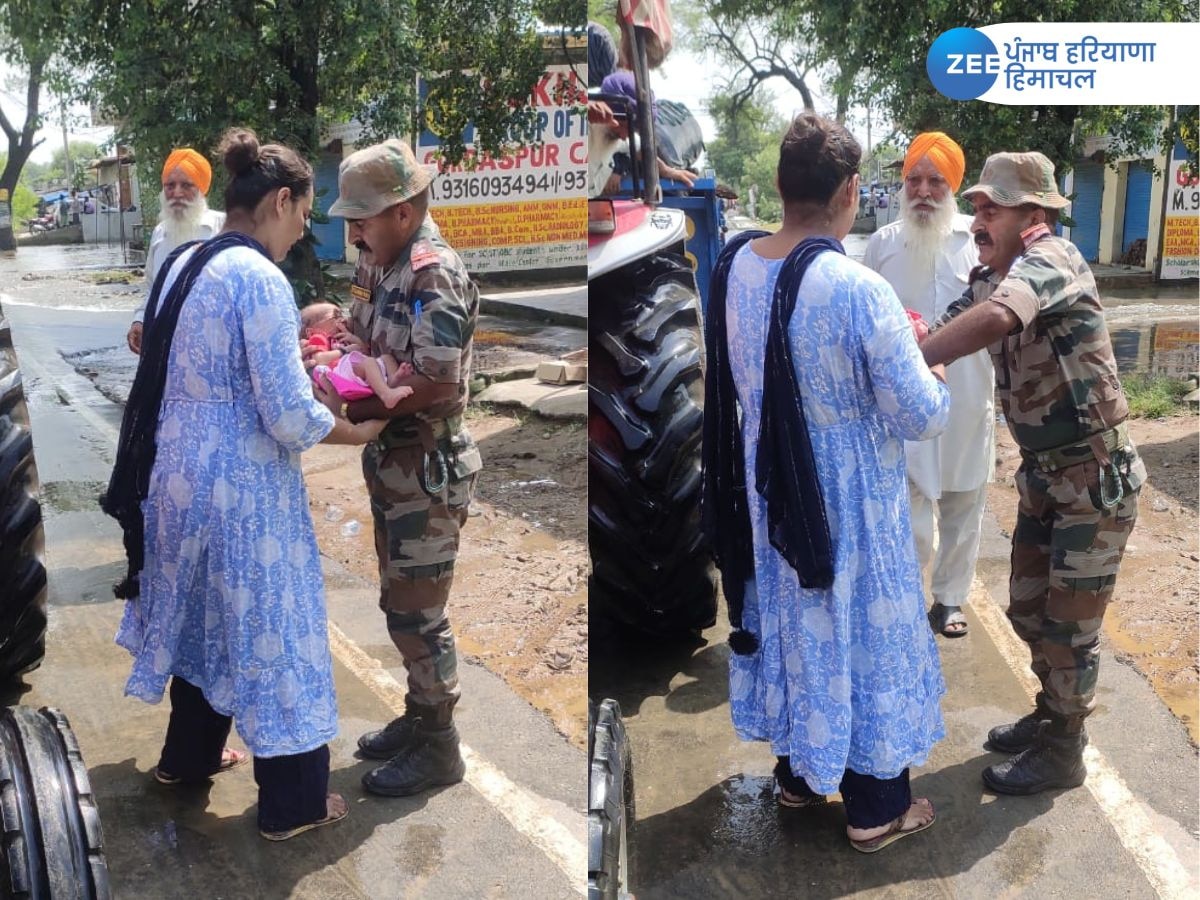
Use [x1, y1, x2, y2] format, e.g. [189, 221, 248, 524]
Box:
[158, 676, 329, 831]
[776, 756, 911, 828]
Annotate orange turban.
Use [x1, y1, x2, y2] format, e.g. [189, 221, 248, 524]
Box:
[902, 132, 965, 192]
[162, 148, 212, 194]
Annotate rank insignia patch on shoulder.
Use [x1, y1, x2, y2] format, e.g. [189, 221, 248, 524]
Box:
[410, 240, 440, 272]
[350, 282, 372, 303]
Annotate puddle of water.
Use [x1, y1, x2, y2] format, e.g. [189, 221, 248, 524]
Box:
[0, 243, 134, 275]
[1110, 319, 1199, 375]
[709, 774, 781, 851]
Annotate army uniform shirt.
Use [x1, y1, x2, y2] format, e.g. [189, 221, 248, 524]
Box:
[348, 217, 480, 430]
[347, 216, 483, 572]
[967, 230, 1131, 454]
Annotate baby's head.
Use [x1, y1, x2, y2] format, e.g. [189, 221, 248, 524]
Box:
[300, 302, 344, 338]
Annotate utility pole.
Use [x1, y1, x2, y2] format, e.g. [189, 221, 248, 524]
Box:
[1152, 105, 1177, 282]
[61, 101, 73, 187]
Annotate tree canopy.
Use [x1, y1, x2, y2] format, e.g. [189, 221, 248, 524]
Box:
[70, 0, 579, 168]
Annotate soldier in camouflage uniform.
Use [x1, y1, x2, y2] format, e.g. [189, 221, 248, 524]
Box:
[921, 152, 1145, 795]
[319, 139, 482, 797]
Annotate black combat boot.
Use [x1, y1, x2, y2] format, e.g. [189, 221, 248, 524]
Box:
[986, 696, 1055, 754]
[358, 711, 423, 760]
[982, 722, 1087, 795]
[361, 722, 466, 797]
[358, 700, 457, 759]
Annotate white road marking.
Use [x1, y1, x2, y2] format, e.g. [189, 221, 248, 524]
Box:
[328, 623, 587, 894]
[969, 579, 1199, 900]
[27, 341, 587, 893]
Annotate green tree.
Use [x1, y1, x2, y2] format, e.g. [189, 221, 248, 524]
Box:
[40, 139, 99, 189]
[686, 0, 863, 123]
[70, 0, 580, 296]
[706, 89, 786, 190]
[10, 181, 36, 224]
[0, 0, 77, 250]
[742, 142, 784, 224]
[587, 0, 617, 35]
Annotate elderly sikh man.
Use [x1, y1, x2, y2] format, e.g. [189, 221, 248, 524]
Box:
[863, 132, 994, 639]
[126, 148, 226, 354]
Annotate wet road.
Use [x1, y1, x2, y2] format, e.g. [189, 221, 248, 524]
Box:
[0, 246, 585, 898]
[591, 501, 1199, 899]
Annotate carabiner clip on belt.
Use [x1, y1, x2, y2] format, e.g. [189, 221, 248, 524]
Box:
[423, 448, 448, 494]
[1098, 452, 1125, 510]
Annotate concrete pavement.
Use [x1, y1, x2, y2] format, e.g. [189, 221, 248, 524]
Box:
[590, 501, 1199, 899]
[479, 284, 587, 329]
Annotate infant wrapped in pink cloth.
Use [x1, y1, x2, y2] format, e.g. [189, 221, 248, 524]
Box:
[312, 350, 392, 400]
[301, 304, 414, 409]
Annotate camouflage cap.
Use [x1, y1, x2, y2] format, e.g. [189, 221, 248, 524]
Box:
[328, 139, 435, 219]
[961, 151, 1070, 209]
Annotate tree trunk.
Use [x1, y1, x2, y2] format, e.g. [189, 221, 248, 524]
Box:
[1, 171, 19, 253]
[0, 58, 45, 254]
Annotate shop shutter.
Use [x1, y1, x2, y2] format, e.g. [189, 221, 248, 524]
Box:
[1121, 161, 1154, 256]
[1070, 162, 1103, 263]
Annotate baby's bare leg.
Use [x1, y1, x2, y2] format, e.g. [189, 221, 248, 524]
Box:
[352, 355, 415, 409]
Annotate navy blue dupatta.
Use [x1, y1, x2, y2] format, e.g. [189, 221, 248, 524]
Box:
[101, 233, 272, 600]
[701, 232, 842, 653]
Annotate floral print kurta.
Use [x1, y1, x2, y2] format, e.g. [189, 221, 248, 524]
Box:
[116, 246, 337, 757]
[724, 244, 951, 793]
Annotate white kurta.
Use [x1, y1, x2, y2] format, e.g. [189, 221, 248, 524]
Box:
[863, 214, 994, 499]
[134, 208, 226, 322]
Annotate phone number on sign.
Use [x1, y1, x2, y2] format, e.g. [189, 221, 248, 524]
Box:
[429, 170, 587, 202]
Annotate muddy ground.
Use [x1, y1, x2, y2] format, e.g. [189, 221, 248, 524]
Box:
[304, 403, 589, 750]
[987, 412, 1200, 745]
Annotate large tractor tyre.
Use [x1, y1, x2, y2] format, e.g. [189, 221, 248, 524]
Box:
[588, 699, 634, 900]
[0, 308, 48, 683]
[0, 706, 111, 899]
[588, 251, 717, 635]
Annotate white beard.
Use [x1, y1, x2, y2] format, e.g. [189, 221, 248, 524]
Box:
[900, 194, 957, 280]
[159, 190, 209, 244]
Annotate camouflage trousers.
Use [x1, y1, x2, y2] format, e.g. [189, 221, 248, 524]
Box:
[1009, 455, 1141, 729]
[363, 442, 477, 719]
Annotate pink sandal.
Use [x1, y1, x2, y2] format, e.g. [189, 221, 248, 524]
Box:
[153, 747, 248, 785]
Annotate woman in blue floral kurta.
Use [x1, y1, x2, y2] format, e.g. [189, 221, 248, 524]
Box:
[717, 114, 951, 852]
[112, 130, 384, 840]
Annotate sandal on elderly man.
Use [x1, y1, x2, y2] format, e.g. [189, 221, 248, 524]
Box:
[929, 602, 968, 638]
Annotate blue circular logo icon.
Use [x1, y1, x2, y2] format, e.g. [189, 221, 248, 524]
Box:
[927, 28, 1000, 100]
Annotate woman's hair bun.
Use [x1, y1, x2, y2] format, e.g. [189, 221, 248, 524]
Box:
[218, 128, 261, 177]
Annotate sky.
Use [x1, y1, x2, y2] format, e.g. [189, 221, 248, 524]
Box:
[618, 19, 876, 162]
[0, 61, 114, 165]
